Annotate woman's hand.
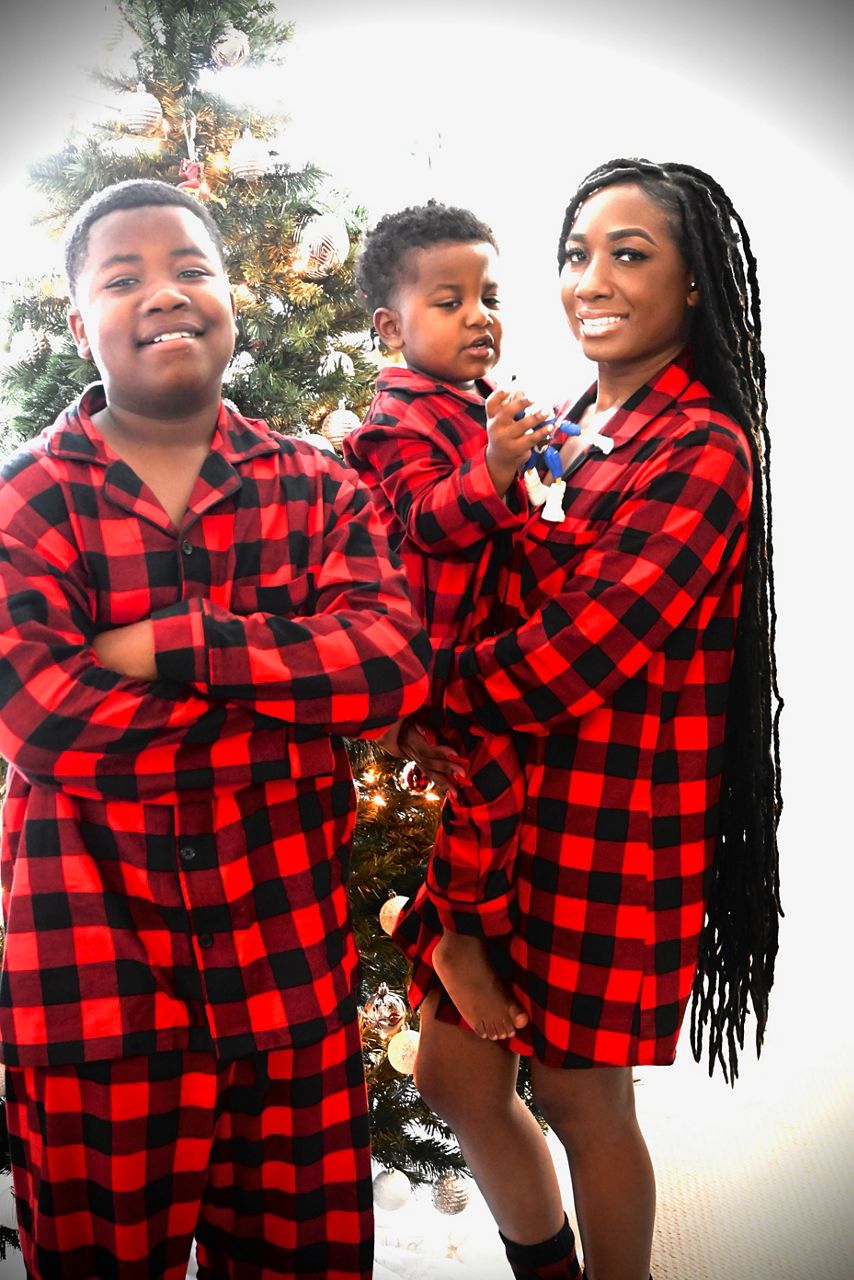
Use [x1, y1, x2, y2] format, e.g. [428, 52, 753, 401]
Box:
[399, 719, 469, 798]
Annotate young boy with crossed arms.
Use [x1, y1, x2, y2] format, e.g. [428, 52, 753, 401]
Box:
[0, 179, 430, 1280]
[344, 202, 551, 1042]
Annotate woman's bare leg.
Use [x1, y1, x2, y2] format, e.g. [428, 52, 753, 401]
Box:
[531, 1061, 655, 1280]
[415, 991, 566, 1244]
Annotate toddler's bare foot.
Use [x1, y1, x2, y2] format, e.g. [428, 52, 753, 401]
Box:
[433, 931, 529, 1040]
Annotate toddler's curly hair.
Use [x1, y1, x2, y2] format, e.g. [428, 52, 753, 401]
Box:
[356, 200, 498, 313]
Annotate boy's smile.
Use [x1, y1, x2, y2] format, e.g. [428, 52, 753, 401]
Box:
[68, 204, 236, 421]
[374, 241, 502, 389]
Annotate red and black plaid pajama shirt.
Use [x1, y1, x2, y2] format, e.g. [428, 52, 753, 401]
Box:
[402, 353, 753, 1067]
[344, 366, 529, 939]
[0, 386, 431, 1278]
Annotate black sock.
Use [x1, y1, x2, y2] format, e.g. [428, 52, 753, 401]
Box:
[500, 1214, 581, 1279]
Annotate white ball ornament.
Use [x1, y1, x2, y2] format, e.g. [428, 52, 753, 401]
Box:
[386, 1027, 420, 1074]
[293, 214, 350, 280]
[432, 1171, 471, 1215]
[298, 432, 338, 455]
[379, 893, 409, 937]
[372, 1168, 412, 1211]
[9, 327, 49, 363]
[228, 127, 270, 181]
[211, 25, 250, 68]
[319, 349, 356, 379]
[320, 399, 360, 450]
[118, 83, 163, 134]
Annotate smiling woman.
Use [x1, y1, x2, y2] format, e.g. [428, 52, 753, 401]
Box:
[392, 157, 783, 1280]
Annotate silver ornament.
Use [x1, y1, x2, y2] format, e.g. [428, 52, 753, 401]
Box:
[320, 399, 360, 450]
[228, 127, 269, 181]
[118, 83, 163, 134]
[319, 349, 355, 379]
[293, 214, 350, 280]
[211, 25, 250, 68]
[362, 983, 407, 1038]
[372, 1168, 411, 1211]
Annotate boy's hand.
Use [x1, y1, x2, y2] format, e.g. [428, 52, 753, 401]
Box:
[399, 719, 469, 798]
[92, 620, 157, 680]
[485, 388, 552, 497]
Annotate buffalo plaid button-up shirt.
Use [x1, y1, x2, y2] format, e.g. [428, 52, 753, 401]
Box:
[343, 367, 528, 646]
[433, 354, 754, 1064]
[0, 387, 430, 1068]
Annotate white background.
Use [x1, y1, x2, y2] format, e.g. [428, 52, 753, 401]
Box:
[0, 0, 852, 1273]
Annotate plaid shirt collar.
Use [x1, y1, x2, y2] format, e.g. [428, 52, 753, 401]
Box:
[558, 348, 699, 451]
[42, 384, 283, 530]
[44, 383, 282, 467]
[375, 364, 495, 407]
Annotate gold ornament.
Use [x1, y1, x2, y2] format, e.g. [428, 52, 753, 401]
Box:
[293, 214, 350, 280]
[320, 399, 360, 450]
[379, 893, 409, 937]
[228, 127, 269, 181]
[362, 982, 407, 1038]
[211, 25, 250, 68]
[118, 83, 163, 134]
[432, 1171, 471, 1215]
[386, 1027, 420, 1074]
[372, 1168, 411, 1210]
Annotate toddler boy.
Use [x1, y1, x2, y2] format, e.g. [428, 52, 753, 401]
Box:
[344, 202, 550, 1041]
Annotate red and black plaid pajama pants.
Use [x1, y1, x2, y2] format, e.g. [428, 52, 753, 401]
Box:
[3, 1017, 373, 1280]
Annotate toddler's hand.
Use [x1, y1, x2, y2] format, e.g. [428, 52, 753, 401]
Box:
[485, 388, 552, 496]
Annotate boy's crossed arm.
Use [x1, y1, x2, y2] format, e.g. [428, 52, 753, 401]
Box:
[0, 468, 430, 799]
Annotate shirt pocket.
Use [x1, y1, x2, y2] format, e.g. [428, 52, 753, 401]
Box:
[520, 512, 605, 608]
[526, 510, 603, 562]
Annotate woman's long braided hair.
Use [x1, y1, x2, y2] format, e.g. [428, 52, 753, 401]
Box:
[558, 159, 783, 1082]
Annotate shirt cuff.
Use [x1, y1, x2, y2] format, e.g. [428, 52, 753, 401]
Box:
[460, 454, 528, 529]
[151, 599, 208, 687]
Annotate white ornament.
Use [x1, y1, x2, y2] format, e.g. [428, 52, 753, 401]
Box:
[372, 1168, 412, 1211]
[211, 25, 250, 68]
[432, 1171, 471, 1215]
[298, 432, 338, 455]
[379, 894, 409, 937]
[9, 327, 48, 363]
[293, 214, 350, 280]
[118, 83, 163, 134]
[320, 399, 360, 450]
[386, 1027, 420, 1074]
[228, 127, 269, 181]
[319, 349, 355, 379]
[222, 351, 255, 384]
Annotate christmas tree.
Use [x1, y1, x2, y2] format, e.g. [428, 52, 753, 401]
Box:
[0, 0, 473, 1238]
[1, 0, 376, 439]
